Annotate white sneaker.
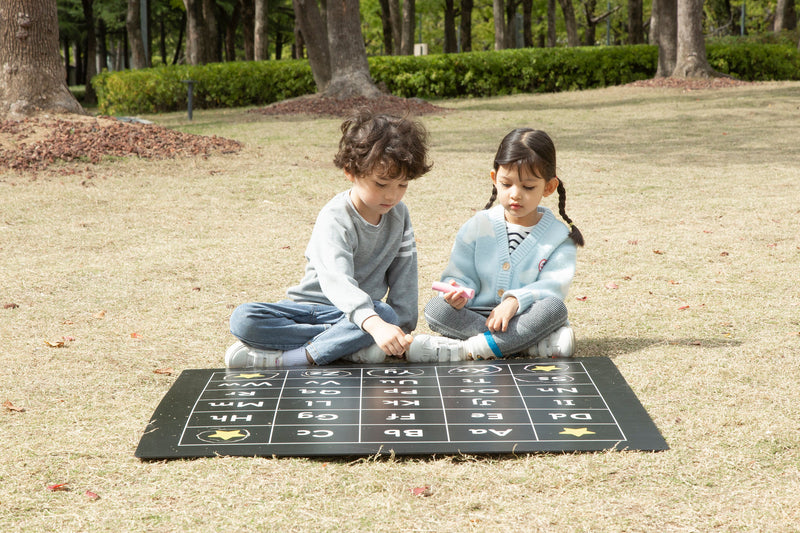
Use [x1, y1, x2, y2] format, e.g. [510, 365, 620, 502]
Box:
[528, 326, 575, 358]
[341, 344, 388, 364]
[406, 334, 467, 362]
[225, 341, 284, 368]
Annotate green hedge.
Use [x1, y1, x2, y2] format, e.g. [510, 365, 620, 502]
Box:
[93, 43, 800, 115]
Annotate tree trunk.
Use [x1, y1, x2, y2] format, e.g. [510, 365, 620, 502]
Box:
[378, 0, 393, 54]
[292, 0, 331, 90]
[444, 0, 457, 53]
[0, 0, 84, 119]
[583, 0, 597, 45]
[324, 0, 380, 98]
[460, 0, 473, 51]
[81, 0, 97, 104]
[493, 0, 505, 50]
[127, 0, 148, 68]
[774, 0, 797, 32]
[388, 0, 401, 54]
[522, 0, 533, 47]
[202, 0, 220, 62]
[224, 0, 241, 61]
[254, 0, 269, 60]
[672, 0, 717, 77]
[556, 0, 580, 46]
[241, 0, 254, 60]
[653, 0, 677, 76]
[401, 0, 415, 55]
[547, 0, 556, 46]
[628, 0, 644, 43]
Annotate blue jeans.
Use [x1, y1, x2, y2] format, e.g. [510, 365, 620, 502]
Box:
[229, 300, 399, 365]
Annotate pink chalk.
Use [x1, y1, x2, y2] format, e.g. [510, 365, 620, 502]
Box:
[431, 281, 475, 299]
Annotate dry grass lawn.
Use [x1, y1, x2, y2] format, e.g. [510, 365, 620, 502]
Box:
[2, 82, 799, 531]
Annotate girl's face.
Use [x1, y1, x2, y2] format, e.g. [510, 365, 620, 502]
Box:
[346, 171, 409, 225]
[491, 164, 558, 226]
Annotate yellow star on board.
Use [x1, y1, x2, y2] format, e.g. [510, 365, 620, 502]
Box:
[234, 373, 264, 379]
[559, 427, 596, 437]
[206, 430, 247, 441]
[531, 365, 562, 372]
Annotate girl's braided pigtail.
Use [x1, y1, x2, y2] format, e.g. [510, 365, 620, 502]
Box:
[484, 185, 498, 210]
[557, 180, 584, 247]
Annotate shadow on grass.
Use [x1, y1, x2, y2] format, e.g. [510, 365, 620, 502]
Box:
[577, 336, 743, 359]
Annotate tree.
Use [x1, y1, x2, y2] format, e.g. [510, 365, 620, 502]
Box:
[493, 0, 505, 49]
[293, 0, 380, 98]
[557, 0, 580, 45]
[653, 0, 677, 76]
[80, 0, 97, 104]
[127, 0, 148, 68]
[672, 0, 719, 77]
[459, 0, 473, 51]
[0, 0, 84, 119]
[254, 0, 269, 60]
[325, 0, 381, 97]
[774, 0, 797, 33]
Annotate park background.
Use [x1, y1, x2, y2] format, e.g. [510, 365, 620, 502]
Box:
[3, 80, 800, 530]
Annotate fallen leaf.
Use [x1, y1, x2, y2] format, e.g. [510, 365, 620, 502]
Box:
[720, 251, 729, 256]
[47, 483, 70, 492]
[154, 368, 174, 375]
[130, 332, 142, 339]
[192, 287, 201, 291]
[94, 310, 107, 319]
[45, 340, 65, 348]
[411, 485, 432, 497]
[3, 302, 19, 309]
[678, 305, 690, 310]
[84, 490, 100, 501]
[668, 280, 680, 285]
[576, 296, 588, 301]
[605, 282, 618, 290]
[653, 250, 664, 255]
[3, 400, 25, 412]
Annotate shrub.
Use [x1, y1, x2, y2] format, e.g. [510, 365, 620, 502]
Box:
[93, 43, 799, 115]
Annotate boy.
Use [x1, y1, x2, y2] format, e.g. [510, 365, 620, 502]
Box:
[225, 110, 432, 368]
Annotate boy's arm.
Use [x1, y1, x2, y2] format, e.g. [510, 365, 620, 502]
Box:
[385, 221, 419, 332]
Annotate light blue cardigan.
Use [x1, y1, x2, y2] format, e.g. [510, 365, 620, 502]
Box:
[439, 205, 576, 315]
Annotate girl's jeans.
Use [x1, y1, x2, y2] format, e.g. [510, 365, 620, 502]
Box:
[229, 300, 399, 365]
[424, 295, 568, 356]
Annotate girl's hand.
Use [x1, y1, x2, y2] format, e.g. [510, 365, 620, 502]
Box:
[362, 316, 413, 356]
[486, 297, 519, 332]
[443, 290, 469, 310]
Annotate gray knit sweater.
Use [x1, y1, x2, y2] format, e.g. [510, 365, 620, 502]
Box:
[286, 191, 418, 332]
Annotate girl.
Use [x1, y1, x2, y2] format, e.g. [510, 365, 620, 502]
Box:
[406, 128, 584, 362]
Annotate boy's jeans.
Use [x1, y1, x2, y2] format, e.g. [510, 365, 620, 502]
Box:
[229, 299, 399, 365]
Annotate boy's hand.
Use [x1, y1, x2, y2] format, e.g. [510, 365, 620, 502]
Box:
[485, 297, 519, 332]
[362, 316, 413, 356]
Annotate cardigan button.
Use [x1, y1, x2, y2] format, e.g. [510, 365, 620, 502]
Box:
[502, 262, 511, 270]
[497, 289, 504, 297]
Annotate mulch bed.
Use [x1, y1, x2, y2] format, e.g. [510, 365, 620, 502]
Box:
[0, 79, 755, 176]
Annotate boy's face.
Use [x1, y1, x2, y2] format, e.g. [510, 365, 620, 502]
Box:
[346, 170, 409, 225]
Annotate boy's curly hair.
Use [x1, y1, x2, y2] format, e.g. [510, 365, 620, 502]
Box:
[333, 109, 433, 180]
